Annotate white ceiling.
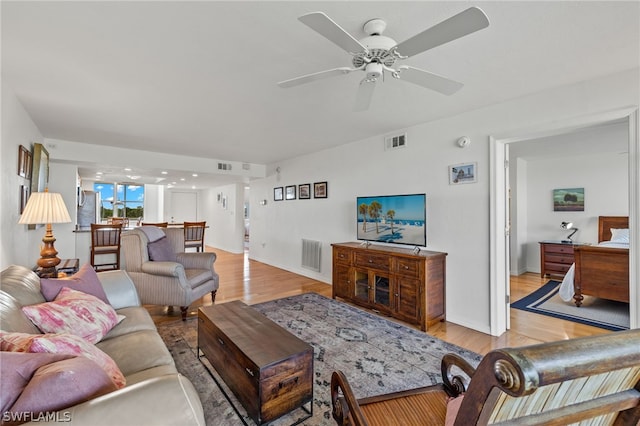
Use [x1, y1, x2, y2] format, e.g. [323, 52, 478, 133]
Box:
[3, 1, 639, 187]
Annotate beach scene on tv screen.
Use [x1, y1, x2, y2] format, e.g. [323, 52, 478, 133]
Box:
[357, 194, 426, 246]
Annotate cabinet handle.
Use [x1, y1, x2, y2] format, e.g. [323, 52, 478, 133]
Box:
[245, 368, 255, 377]
[368, 259, 373, 263]
[217, 338, 224, 346]
[279, 376, 299, 389]
[403, 265, 409, 270]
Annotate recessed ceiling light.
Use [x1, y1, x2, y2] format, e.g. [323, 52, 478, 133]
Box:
[180, 178, 186, 181]
[161, 171, 168, 175]
[192, 173, 198, 177]
[124, 168, 132, 172]
[96, 171, 103, 175]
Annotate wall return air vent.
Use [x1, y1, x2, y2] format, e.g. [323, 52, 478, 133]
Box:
[217, 163, 232, 171]
[385, 133, 407, 151]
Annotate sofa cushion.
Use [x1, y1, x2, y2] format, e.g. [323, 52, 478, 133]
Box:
[4, 352, 118, 419]
[21, 287, 119, 344]
[28, 333, 126, 389]
[102, 307, 157, 340]
[96, 330, 174, 377]
[40, 263, 110, 304]
[147, 237, 176, 262]
[185, 268, 213, 288]
[0, 351, 73, 412]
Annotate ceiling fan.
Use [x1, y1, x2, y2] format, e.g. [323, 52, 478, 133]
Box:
[278, 7, 489, 111]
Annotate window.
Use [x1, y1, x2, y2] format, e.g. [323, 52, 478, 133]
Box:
[94, 182, 144, 222]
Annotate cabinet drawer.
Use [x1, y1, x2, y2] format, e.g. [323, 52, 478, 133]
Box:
[544, 244, 574, 255]
[544, 262, 572, 274]
[334, 248, 352, 265]
[394, 258, 420, 278]
[354, 253, 389, 271]
[545, 253, 574, 265]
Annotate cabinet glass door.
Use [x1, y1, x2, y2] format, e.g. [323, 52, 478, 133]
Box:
[373, 274, 390, 308]
[354, 270, 369, 302]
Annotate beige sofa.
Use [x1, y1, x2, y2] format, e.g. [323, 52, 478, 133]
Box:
[0, 265, 205, 426]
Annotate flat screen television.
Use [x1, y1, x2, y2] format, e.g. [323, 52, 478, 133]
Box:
[356, 193, 426, 247]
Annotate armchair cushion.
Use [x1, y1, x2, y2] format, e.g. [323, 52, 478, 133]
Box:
[147, 237, 177, 262]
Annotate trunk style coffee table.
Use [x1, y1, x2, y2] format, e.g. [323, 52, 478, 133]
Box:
[198, 301, 313, 425]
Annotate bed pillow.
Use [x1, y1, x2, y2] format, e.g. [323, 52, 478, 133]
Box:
[147, 236, 176, 262]
[40, 263, 110, 304]
[28, 333, 126, 389]
[610, 228, 629, 243]
[22, 287, 119, 344]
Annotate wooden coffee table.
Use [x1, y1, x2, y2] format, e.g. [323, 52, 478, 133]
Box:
[198, 301, 313, 425]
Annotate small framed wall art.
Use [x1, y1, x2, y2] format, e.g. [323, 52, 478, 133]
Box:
[285, 185, 296, 200]
[553, 188, 584, 212]
[274, 187, 284, 201]
[17, 145, 32, 179]
[298, 183, 311, 199]
[449, 162, 477, 185]
[314, 181, 328, 198]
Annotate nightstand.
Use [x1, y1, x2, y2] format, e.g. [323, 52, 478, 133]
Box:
[34, 258, 79, 278]
[539, 241, 584, 278]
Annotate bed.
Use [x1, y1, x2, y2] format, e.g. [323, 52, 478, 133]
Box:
[558, 216, 629, 306]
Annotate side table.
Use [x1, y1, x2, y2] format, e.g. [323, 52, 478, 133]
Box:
[34, 258, 80, 278]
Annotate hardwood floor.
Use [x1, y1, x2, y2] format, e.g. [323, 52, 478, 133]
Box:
[147, 247, 609, 356]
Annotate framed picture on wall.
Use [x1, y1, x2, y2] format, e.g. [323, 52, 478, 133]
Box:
[285, 185, 296, 200]
[314, 181, 327, 198]
[553, 188, 584, 212]
[299, 183, 311, 199]
[19, 185, 29, 214]
[449, 162, 477, 185]
[17, 145, 32, 179]
[274, 187, 284, 201]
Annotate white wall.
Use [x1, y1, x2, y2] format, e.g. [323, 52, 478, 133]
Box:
[1, 81, 45, 268]
[249, 68, 639, 334]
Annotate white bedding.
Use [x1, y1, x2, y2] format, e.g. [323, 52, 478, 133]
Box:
[558, 241, 630, 302]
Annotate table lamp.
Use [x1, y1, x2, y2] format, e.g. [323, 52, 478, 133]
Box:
[18, 189, 71, 278]
[560, 221, 578, 243]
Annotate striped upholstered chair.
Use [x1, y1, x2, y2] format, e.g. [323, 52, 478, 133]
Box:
[331, 329, 640, 425]
[120, 227, 218, 320]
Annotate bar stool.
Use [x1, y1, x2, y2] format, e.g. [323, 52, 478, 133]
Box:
[183, 221, 206, 252]
[90, 223, 123, 271]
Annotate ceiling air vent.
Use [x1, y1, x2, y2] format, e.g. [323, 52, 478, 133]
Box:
[242, 163, 251, 170]
[217, 163, 232, 171]
[385, 133, 407, 151]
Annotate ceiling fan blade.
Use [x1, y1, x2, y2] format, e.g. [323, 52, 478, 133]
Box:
[392, 7, 489, 58]
[278, 67, 354, 88]
[397, 66, 463, 95]
[298, 12, 367, 55]
[354, 79, 376, 112]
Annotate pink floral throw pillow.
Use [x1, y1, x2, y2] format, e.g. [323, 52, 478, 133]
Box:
[29, 333, 126, 389]
[0, 331, 39, 352]
[21, 287, 118, 344]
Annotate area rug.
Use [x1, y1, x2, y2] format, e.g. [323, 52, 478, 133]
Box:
[511, 280, 629, 331]
[158, 292, 482, 426]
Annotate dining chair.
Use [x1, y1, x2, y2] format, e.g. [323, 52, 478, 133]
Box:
[141, 222, 168, 228]
[90, 223, 123, 271]
[108, 217, 129, 227]
[183, 221, 206, 252]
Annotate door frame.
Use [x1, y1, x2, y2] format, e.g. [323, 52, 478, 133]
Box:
[490, 107, 639, 336]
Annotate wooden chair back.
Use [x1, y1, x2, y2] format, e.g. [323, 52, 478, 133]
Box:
[108, 216, 129, 227]
[183, 221, 206, 252]
[90, 223, 123, 271]
[331, 329, 640, 426]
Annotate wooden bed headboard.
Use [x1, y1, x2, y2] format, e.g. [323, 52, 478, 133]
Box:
[598, 216, 629, 242]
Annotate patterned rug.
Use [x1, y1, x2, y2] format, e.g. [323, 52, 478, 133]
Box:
[511, 280, 629, 331]
[157, 293, 482, 425]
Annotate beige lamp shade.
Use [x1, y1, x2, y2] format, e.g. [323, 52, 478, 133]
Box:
[18, 192, 71, 225]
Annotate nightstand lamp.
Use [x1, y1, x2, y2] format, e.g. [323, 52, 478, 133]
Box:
[18, 189, 71, 278]
[560, 221, 578, 243]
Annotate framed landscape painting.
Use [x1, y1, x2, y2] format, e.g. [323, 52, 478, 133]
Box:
[553, 188, 584, 211]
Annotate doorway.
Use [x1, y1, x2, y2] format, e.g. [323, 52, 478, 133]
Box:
[490, 107, 639, 336]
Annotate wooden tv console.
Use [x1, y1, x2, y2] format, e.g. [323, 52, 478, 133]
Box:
[331, 242, 447, 331]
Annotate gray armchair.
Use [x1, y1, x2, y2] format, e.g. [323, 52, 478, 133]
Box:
[120, 227, 219, 320]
